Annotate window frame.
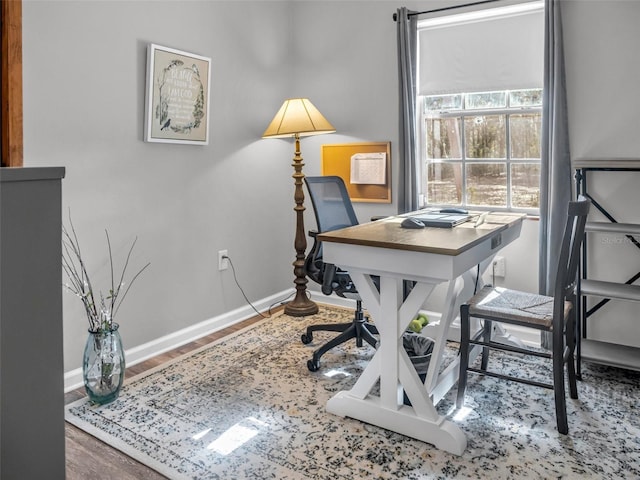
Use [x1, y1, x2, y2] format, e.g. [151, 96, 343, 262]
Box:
[418, 89, 542, 214]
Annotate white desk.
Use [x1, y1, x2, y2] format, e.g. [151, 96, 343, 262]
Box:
[317, 212, 525, 455]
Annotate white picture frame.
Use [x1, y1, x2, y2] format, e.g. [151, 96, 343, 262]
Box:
[144, 44, 211, 145]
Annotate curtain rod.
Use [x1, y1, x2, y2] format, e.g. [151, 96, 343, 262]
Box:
[392, 0, 500, 21]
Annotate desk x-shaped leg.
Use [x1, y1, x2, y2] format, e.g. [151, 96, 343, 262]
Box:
[325, 270, 467, 455]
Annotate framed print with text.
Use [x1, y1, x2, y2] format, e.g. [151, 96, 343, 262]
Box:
[144, 44, 211, 145]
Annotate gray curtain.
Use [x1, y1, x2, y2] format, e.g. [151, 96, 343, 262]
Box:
[539, 0, 572, 347]
[396, 7, 419, 214]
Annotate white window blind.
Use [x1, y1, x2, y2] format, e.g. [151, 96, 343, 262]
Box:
[418, 1, 544, 96]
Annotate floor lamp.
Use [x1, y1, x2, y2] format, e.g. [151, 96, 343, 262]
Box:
[262, 98, 335, 317]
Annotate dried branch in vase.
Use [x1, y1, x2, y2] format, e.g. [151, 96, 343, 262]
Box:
[62, 213, 150, 333]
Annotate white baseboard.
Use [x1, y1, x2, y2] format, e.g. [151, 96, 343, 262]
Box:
[308, 290, 356, 309]
[66, 289, 542, 392]
[64, 289, 294, 392]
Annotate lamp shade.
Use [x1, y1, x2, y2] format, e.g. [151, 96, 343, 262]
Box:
[262, 98, 335, 138]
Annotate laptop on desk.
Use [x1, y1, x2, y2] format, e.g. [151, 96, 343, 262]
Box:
[408, 213, 472, 228]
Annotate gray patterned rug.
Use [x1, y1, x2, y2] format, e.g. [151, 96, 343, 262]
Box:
[65, 305, 640, 479]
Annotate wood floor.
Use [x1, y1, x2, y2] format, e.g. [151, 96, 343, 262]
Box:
[65, 312, 271, 480]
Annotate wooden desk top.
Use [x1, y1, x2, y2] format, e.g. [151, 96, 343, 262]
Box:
[317, 213, 526, 256]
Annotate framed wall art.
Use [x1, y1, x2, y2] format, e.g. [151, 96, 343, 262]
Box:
[144, 44, 211, 145]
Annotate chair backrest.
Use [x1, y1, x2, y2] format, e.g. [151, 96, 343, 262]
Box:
[304, 176, 359, 297]
[553, 195, 591, 319]
[304, 176, 359, 233]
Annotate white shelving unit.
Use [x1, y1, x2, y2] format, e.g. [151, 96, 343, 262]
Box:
[574, 159, 640, 374]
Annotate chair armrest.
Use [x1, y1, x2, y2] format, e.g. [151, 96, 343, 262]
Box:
[322, 263, 336, 296]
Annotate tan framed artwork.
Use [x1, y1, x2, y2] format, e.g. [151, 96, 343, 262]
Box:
[144, 44, 211, 145]
[321, 142, 391, 203]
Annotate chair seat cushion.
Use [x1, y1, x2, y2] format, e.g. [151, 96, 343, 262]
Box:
[468, 286, 572, 328]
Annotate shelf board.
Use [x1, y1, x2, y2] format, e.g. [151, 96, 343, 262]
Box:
[586, 221, 640, 236]
[581, 279, 640, 302]
[573, 159, 640, 169]
[581, 339, 640, 372]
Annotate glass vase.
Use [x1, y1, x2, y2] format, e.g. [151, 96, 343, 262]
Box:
[82, 324, 125, 405]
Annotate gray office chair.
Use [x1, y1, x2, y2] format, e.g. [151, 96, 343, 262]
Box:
[456, 196, 590, 434]
[301, 176, 379, 372]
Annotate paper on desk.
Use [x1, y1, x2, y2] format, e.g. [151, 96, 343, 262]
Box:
[350, 152, 386, 184]
[458, 222, 497, 230]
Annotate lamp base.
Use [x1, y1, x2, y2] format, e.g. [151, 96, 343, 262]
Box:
[284, 296, 319, 317]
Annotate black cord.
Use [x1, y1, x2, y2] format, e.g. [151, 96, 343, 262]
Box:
[492, 260, 496, 287]
[225, 255, 294, 318]
[474, 263, 480, 294]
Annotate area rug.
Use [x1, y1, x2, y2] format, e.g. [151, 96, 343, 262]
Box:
[66, 305, 640, 479]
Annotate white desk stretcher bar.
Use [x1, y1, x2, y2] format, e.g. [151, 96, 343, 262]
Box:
[580, 279, 640, 302]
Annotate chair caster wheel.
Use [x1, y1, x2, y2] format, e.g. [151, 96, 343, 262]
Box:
[307, 359, 319, 372]
[301, 333, 313, 344]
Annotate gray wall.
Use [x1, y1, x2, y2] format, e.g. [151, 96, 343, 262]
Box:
[563, 0, 640, 348]
[20, 0, 640, 374]
[23, 1, 298, 371]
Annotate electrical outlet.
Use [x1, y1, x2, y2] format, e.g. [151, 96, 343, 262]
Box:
[218, 250, 229, 271]
[493, 256, 506, 278]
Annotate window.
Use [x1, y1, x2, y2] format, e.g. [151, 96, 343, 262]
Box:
[416, 1, 544, 212]
[421, 88, 542, 211]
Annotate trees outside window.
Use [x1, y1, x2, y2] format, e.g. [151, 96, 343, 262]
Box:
[421, 88, 542, 212]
